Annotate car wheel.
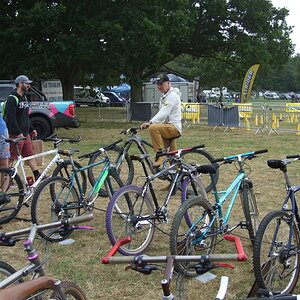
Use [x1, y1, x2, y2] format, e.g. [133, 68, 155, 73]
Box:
[30, 116, 52, 140]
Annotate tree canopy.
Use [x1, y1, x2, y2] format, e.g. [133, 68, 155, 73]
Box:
[0, 0, 295, 100]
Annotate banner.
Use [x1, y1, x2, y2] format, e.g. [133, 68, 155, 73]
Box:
[241, 64, 260, 103]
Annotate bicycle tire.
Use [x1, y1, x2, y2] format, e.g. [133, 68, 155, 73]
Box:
[170, 196, 217, 277]
[104, 168, 123, 199]
[50, 280, 87, 299]
[52, 160, 87, 194]
[106, 185, 155, 256]
[87, 145, 133, 197]
[181, 148, 218, 193]
[0, 261, 23, 285]
[0, 168, 24, 225]
[31, 176, 80, 242]
[240, 180, 259, 244]
[253, 210, 300, 294]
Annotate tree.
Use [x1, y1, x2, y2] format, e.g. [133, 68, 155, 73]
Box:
[0, 0, 294, 101]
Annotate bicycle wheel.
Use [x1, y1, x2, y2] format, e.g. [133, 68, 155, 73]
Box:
[106, 185, 155, 256]
[31, 176, 80, 242]
[181, 175, 207, 202]
[52, 160, 87, 194]
[104, 168, 123, 199]
[240, 180, 259, 244]
[170, 196, 217, 277]
[181, 148, 218, 193]
[0, 261, 23, 284]
[0, 168, 24, 225]
[50, 281, 87, 299]
[87, 145, 133, 196]
[253, 210, 300, 294]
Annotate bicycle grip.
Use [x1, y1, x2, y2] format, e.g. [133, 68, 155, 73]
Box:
[253, 149, 268, 155]
[286, 154, 300, 159]
[66, 214, 95, 225]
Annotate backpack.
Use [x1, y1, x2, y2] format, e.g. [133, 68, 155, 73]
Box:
[1, 95, 19, 119]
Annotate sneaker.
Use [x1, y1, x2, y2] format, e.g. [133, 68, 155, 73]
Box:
[153, 156, 166, 167]
[35, 173, 50, 183]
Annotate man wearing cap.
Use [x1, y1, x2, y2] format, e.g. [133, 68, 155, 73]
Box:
[140, 73, 182, 167]
[5, 75, 43, 181]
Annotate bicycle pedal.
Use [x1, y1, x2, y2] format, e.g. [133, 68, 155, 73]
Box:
[239, 221, 248, 229]
[24, 202, 30, 208]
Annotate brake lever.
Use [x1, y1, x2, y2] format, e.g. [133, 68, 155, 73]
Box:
[130, 263, 159, 275]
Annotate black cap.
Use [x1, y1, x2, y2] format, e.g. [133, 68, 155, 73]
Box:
[154, 73, 169, 84]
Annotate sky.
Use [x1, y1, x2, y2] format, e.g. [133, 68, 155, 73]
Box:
[271, 0, 300, 54]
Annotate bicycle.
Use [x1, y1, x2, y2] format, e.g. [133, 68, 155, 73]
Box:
[87, 127, 219, 195]
[0, 135, 86, 224]
[0, 214, 94, 299]
[101, 234, 247, 300]
[30, 139, 123, 242]
[105, 144, 211, 256]
[169, 149, 268, 277]
[252, 154, 300, 295]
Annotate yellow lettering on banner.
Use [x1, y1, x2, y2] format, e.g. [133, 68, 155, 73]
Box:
[181, 103, 200, 122]
[232, 103, 253, 118]
[286, 103, 300, 113]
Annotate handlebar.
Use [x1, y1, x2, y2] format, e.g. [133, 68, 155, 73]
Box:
[156, 144, 205, 158]
[102, 234, 247, 264]
[78, 139, 123, 159]
[212, 149, 268, 163]
[120, 128, 139, 135]
[44, 135, 82, 145]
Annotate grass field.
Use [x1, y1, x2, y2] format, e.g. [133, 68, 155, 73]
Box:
[1, 106, 300, 299]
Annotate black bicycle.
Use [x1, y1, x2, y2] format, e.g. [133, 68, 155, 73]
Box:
[87, 128, 219, 195]
[253, 154, 300, 294]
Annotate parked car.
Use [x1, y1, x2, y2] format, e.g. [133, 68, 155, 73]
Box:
[0, 80, 79, 139]
[102, 91, 127, 106]
[74, 86, 109, 107]
[263, 91, 280, 100]
[278, 93, 292, 101]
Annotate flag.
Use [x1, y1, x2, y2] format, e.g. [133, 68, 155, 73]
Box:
[241, 64, 260, 103]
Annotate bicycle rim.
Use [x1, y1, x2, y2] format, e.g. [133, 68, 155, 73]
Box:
[170, 196, 216, 277]
[31, 176, 80, 242]
[253, 210, 300, 294]
[50, 281, 87, 299]
[106, 185, 155, 255]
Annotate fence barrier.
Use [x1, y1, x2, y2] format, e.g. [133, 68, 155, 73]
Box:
[94, 102, 300, 134]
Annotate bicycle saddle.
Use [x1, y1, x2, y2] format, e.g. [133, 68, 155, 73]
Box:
[267, 159, 290, 171]
[0, 276, 56, 300]
[197, 163, 219, 174]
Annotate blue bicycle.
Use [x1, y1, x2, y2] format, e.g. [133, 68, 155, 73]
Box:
[169, 149, 268, 277]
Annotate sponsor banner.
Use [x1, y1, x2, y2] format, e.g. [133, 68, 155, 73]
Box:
[241, 64, 260, 103]
[181, 103, 200, 120]
[286, 103, 300, 112]
[232, 103, 253, 118]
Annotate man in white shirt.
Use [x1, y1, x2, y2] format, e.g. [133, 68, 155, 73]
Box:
[140, 74, 182, 167]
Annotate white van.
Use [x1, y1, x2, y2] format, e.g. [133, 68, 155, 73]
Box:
[74, 86, 110, 107]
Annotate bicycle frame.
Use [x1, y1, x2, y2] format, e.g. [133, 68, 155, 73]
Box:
[116, 131, 156, 173]
[190, 150, 266, 244]
[12, 149, 62, 200]
[0, 214, 93, 298]
[66, 155, 112, 206]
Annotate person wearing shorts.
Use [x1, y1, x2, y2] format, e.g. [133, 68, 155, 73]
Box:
[5, 75, 43, 181]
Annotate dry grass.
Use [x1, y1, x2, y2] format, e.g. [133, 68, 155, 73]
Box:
[1, 106, 299, 299]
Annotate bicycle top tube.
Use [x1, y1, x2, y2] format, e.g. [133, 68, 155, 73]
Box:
[78, 139, 123, 160]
